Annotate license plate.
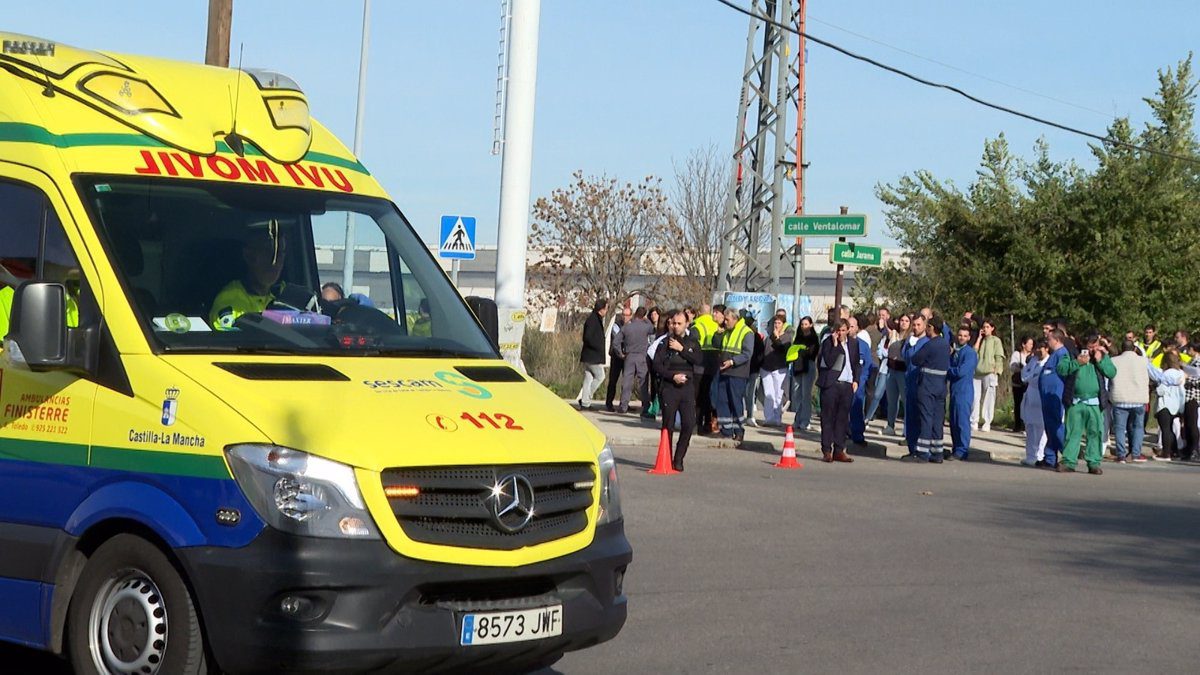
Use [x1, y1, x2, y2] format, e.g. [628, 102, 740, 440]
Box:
[460, 605, 563, 646]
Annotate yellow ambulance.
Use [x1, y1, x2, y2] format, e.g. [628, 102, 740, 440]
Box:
[0, 32, 629, 674]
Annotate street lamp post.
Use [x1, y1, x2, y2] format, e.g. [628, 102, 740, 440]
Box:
[341, 0, 371, 295]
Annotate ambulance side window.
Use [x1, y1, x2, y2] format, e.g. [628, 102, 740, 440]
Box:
[393, 254, 431, 336]
[0, 180, 90, 341]
[0, 181, 44, 340]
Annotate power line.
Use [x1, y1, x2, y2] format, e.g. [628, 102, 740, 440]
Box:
[806, 15, 1117, 121]
[713, 0, 1200, 166]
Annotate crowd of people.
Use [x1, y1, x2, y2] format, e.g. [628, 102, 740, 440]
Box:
[576, 298, 1198, 475]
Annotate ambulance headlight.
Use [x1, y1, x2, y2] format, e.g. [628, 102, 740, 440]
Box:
[597, 446, 623, 525]
[226, 444, 379, 539]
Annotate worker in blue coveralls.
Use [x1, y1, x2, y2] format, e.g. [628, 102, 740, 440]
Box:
[1038, 329, 1072, 468]
[902, 313, 930, 455]
[946, 325, 978, 460]
[905, 316, 951, 462]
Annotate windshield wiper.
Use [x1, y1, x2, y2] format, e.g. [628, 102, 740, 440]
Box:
[163, 346, 304, 356]
[371, 346, 490, 359]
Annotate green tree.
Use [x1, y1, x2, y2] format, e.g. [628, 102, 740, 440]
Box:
[861, 55, 1199, 336]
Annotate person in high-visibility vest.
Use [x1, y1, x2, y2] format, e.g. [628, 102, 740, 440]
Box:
[692, 303, 725, 434]
[788, 316, 820, 430]
[715, 308, 754, 443]
[760, 315, 794, 425]
[1152, 330, 1194, 367]
[0, 285, 12, 340]
[1137, 324, 1162, 362]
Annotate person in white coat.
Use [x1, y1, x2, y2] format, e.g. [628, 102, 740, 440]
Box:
[1149, 351, 1187, 460]
[1019, 338, 1050, 466]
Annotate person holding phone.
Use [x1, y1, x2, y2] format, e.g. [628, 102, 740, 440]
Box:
[1057, 337, 1116, 474]
[653, 309, 703, 471]
[816, 313, 861, 463]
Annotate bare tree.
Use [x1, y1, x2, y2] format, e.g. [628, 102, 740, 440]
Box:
[529, 172, 671, 322]
[660, 145, 728, 305]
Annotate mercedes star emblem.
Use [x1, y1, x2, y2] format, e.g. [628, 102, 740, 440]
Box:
[488, 474, 536, 533]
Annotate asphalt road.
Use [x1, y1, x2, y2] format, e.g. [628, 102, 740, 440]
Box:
[7, 446, 1199, 674]
[552, 445, 1200, 674]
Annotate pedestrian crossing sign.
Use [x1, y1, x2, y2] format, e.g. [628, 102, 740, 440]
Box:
[439, 215, 476, 260]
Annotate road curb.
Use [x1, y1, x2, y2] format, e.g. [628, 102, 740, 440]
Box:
[569, 400, 1037, 463]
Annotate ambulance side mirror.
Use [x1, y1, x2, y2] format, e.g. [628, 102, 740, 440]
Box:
[465, 296, 500, 350]
[4, 282, 96, 373]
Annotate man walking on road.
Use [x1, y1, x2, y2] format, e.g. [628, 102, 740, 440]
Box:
[715, 308, 754, 443]
[817, 314, 860, 463]
[576, 298, 608, 409]
[948, 326, 978, 460]
[605, 306, 631, 411]
[653, 310, 703, 471]
[617, 307, 654, 414]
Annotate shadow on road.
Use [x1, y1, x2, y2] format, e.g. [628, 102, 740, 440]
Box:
[0, 643, 70, 674]
[614, 456, 654, 470]
[984, 494, 1200, 596]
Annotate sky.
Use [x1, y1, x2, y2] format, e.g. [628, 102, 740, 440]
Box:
[6, 1, 1199, 250]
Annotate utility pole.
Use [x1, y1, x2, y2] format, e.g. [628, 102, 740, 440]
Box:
[833, 205, 848, 309]
[342, 0, 372, 295]
[494, 0, 541, 364]
[790, 0, 806, 324]
[204, 0, 232, 67]
[717, 0, 798, 297]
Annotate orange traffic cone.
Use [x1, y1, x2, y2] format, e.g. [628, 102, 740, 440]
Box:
[648, 427, 680, 475]
[774, 425, 803, 469]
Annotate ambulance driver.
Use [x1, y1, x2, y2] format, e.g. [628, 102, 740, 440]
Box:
[209, 225, 287, 331]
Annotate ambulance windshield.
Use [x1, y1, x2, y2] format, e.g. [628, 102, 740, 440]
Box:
[79, 177, 496, 358]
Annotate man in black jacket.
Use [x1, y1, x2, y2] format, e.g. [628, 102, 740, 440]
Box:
[576, 298, 608, 409]
[653, 309, 702, 471]
[817, 315, 861, 463]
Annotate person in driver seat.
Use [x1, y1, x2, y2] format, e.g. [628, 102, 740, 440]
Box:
[209, 224, 287, 331]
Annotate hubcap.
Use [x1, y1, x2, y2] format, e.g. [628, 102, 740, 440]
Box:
[88, 569, 168, 675]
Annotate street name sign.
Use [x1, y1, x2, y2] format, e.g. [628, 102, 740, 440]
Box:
[829, 241, 883, 267]
[783, 214, 868, 237]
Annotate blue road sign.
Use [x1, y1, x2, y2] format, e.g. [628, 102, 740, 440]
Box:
[439, 215, 476, 260]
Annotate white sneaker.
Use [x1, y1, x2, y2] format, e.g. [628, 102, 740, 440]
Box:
[981, 425, 991, 433]
[746, 419, 759, 427]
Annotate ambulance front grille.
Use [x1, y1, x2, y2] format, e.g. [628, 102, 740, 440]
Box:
[380, 463, 594, 550]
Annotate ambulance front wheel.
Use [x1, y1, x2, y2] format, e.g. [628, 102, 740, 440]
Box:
[67, 534, 208, 675]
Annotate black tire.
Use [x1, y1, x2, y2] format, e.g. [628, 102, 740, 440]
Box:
[67, 534, 207, 675]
